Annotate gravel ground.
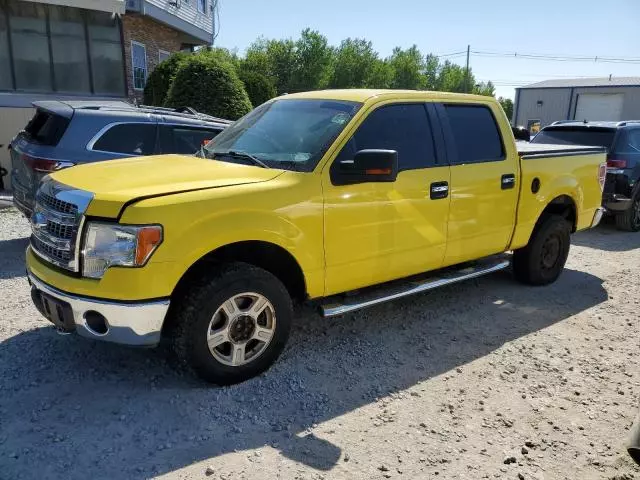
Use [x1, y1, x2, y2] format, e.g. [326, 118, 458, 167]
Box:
[1, 205, 639, 480]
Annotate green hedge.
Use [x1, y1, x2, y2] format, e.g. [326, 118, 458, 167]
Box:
[143, 51, 189, 106]
[165, 55, 252, 120]
[238, 69, 277, 107]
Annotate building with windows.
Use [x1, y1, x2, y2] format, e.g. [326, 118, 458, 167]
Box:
[513, 77, 640, 134]
[0, 0, 214, 190]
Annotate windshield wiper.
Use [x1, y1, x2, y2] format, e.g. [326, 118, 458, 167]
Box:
[214, 150, 269, 169]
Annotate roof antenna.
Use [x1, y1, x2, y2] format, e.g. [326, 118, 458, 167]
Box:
[609, 74, 612, 81]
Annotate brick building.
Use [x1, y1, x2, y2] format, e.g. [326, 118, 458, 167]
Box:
[0, 0, 214, 190]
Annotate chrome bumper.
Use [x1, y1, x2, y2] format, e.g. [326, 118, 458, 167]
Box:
[591, 207, 605, 228]
[27, 272, 169, 347]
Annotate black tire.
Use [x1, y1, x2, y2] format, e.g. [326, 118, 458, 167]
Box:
[169, 262, 293, 385]
[615, 196, 640, 232]
[513, 214, 571, 286]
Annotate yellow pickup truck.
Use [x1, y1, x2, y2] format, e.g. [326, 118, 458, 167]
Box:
[25, 90, 607, 384]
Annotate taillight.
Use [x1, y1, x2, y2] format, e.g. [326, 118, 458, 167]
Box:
[607, 158, 628, 169]
[598, 163, 607, 192]
[22, 154, 74, 173]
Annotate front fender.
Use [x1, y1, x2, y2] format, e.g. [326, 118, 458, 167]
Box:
[120, 175, 325, 298]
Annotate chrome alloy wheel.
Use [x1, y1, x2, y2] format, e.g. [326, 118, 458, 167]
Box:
[206, 292, 276, 367]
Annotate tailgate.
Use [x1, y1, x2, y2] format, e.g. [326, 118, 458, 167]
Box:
[510, 147, 606, 249]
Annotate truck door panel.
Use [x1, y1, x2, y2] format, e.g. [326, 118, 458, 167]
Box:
[323, 103, 451, 296]
[436, 103, 519, 266]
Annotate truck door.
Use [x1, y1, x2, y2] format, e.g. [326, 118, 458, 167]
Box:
[322, 102, 451, 296]
[436, 102, 519, 266]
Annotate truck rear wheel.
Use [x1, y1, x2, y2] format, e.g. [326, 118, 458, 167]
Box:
[169, 262, 293, 385]
[615, 196, 640, 232]
[513, 214, 571, 286]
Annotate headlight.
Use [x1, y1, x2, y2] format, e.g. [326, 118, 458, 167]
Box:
[82, 222, 163, 279]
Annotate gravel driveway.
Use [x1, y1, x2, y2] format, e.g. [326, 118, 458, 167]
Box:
[1, 206, 639, 480]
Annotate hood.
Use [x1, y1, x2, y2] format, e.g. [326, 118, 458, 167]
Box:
[50, 155, 283, 218]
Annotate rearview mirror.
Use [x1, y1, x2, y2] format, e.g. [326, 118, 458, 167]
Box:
[331, 149, 398, 185]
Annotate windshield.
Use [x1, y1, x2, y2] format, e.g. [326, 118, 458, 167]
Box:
[531, 127, 616, 150]
[203, 99, 361, 171]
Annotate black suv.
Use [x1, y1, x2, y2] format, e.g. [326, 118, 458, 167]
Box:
[532, 121, 640, 231]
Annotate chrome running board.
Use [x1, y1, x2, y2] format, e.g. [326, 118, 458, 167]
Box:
[320, 255, 511, 317]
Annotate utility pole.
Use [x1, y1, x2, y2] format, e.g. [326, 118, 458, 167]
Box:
[465, 45, 470, 93]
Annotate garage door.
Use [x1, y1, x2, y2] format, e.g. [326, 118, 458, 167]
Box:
[575, 93, 624, 121]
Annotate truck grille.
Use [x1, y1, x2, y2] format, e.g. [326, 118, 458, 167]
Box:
[29, 179, 93, 272]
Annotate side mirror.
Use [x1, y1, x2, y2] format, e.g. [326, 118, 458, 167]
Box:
[331, 149, 398, 185]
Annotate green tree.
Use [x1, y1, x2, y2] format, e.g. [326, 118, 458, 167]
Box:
[388, 45, 424, 90]
[474, 81, 495, 97]
[435, 60, 468, 92]
[423, 54, 440, 90]
[238, 69, 276, 107]
[498, 96, 514, 120]
[293, 29, 334, 91]
[165, 55, 251, 120]
[329, 38, 382, 88]
[143, 51, 189, 106]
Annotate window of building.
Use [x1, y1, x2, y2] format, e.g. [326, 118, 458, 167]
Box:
[198, 0, 207, 14]
[0, 3, 125, 95]
[0, 7, 11, 90]
[92, 123, 157, 155]
[87, 10, 125, 96]
[131, 41, 146, 90]
[336, 104, 437, 171]
[158, 50, 170, 64]
[7, 2, 52, 91]
[49, 5, 90, 93]
[444, 104, 504, 163]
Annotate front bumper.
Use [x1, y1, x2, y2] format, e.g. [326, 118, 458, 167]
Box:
[28, 271, 169, 347]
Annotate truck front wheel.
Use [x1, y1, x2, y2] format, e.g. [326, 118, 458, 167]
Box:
[169, 262, 293, 385]
[513, 214, 571, 286]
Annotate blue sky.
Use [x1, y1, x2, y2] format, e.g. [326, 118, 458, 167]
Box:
[215, 0, 640, 99]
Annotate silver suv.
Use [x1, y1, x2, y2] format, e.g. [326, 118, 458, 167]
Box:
[10, 101, 231, 216]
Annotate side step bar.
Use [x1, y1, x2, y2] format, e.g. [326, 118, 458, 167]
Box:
[320, 255, 511, 318]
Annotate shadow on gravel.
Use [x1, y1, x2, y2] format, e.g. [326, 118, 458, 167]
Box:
[0, 237, 28, 279]
[572, 219, 640, 252]
[0, 267, 607, 479]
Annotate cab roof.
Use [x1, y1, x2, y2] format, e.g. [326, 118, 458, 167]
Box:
[280, 89, 494, 103]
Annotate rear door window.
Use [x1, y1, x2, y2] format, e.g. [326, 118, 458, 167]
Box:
[443, 104, 504, 164]
[335, 103, 437, 171]
[531, 127, 616, 150]
[92, 123, 157, 155]
[159, 126, 222, 155]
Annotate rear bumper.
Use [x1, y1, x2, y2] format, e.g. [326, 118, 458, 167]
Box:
[10, 175, 34, 217]
[604, 194, 633, 212]
[27, 270, 169, 347]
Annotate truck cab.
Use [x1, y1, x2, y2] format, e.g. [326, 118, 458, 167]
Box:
[25, 90, 606, 384]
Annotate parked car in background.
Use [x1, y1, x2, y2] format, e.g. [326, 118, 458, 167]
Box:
[531, 120, 640, 231]
[10, 101, 231, 217]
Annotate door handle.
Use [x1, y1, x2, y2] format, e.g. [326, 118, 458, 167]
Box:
[501, 174, 516, 190]
[430, 181, 449, 199]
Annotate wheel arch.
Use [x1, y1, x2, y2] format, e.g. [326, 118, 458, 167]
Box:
[535, 194, 578, 233]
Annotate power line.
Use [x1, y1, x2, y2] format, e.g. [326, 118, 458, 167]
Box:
[471, 50, 640, 64]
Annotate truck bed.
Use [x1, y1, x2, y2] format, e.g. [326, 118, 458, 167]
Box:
[517, 142, 606, 159]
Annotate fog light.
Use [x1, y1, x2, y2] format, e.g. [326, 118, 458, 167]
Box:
[84, 311, 108, 335]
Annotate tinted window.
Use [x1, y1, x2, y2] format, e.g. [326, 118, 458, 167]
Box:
[93, 124, 156, 155]
[531, 127, 616, 150]
[612, 128, 640, 154]
[24, 110, 69, 146]
[336, 104, 436, 171]
[161, 126, 222, 154]
[444, 104, 504, 163]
